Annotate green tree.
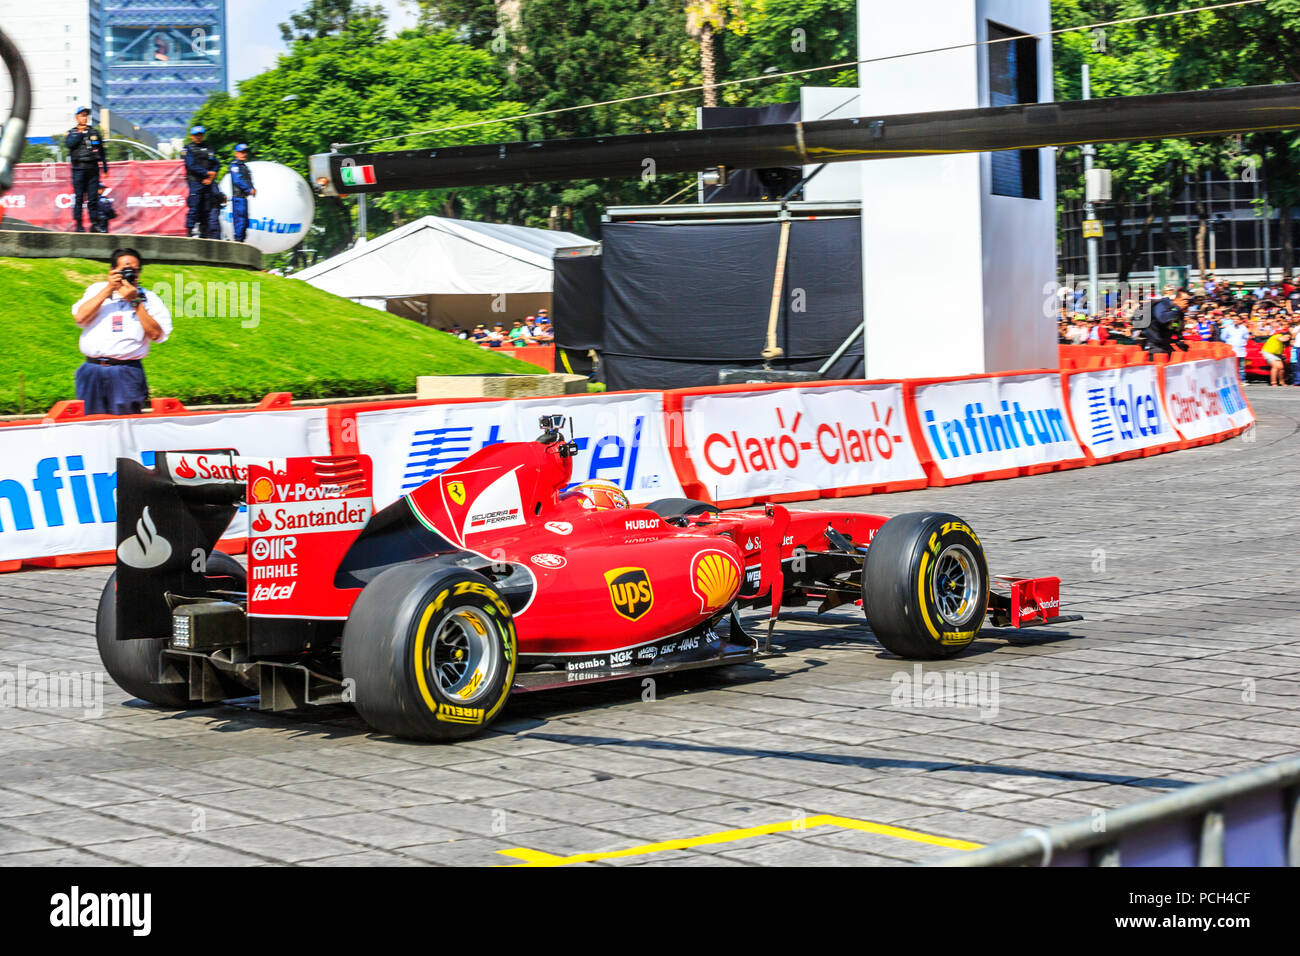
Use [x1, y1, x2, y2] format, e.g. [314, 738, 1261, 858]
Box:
[279, 0, 388, 44]
[193, 23, 525, 258]
[1054, 0, 1300, 279]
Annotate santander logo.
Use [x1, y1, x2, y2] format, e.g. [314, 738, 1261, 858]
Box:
[116, 506, 172, 569]
[174, 457, 197, 479]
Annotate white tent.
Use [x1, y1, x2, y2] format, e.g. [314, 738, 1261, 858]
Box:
[292, 216, 597, 328]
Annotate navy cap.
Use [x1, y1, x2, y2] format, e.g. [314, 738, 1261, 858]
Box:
[75, 106, 91, 115]
[189, 125, 205, 135]
[234, 143, 249, 152]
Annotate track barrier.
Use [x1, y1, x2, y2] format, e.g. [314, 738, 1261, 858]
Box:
[933, 754, 1300, 866]
[0, 345, 1255, 569]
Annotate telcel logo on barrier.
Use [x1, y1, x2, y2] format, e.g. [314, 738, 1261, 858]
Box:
[1085, 383, 1163, 445]
[401, 415, 659, 495]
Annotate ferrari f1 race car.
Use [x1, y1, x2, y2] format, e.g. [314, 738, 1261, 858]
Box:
[97, 415, 1080, 741]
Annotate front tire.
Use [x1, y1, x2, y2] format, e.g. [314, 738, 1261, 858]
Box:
[862, 512, 989, 659]
[96, 551, 246, 707]
[342, 564, 517, 741]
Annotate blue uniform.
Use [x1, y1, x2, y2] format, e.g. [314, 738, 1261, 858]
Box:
[183, 141, 221, 239]
[229, 159, 254, 242]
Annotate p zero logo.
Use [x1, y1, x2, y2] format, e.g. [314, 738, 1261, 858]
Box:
[605, 567, 654, 621]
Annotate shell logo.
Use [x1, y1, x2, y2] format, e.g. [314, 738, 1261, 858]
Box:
[250, 476, 276, 503]
[691, 550, 741, 612]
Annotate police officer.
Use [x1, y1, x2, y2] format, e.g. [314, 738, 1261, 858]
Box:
[228, 143, 256, 242]
[64, 106, 109, 233]
[182, 125, 220, 238]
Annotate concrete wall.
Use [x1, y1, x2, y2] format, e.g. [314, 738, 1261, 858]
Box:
[0, 229, 263, 269]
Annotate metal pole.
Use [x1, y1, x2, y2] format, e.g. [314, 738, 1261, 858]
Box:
[1082, 65, 1099, 316]
[357, 193, 367, 245]
[1261, 156, 1271, 283]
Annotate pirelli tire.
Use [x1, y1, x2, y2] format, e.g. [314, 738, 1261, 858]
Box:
[862, 512, 989, 659]
[96, 551, 246, 708]
[644, 498, 720, 519]
[342, 564, 517, 742]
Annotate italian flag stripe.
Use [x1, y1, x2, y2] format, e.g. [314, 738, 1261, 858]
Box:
[341, 164, 376, 186]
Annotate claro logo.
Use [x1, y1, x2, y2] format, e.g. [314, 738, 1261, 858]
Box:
[703, 405, 904, 476]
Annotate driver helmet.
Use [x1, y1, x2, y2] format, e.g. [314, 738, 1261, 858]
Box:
[567, 478, 629, 510]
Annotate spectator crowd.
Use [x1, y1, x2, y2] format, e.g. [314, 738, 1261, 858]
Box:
[444, 309, 555, 347]
[1060, 274, 1300, 386]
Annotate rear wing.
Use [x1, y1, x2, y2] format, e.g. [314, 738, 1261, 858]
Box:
[114, 450, 372, 650]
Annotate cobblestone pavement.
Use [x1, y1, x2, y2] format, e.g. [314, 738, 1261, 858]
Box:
[1, 391, 1297, 867]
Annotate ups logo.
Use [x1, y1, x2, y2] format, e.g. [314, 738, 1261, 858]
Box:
[605, 567, 654, 621]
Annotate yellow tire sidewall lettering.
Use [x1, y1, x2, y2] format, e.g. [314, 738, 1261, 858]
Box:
[411, 582, 516, 725]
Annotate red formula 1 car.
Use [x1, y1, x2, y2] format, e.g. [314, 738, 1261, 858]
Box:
[96, 416, 1079, 741]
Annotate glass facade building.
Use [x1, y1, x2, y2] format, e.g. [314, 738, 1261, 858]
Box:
[101, 0, 227, 142]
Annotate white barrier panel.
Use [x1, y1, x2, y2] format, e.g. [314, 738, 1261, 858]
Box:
[0, 410, 330, 562]
[1067, 364, 1178, 457]
[914, 373, 1084, 480]
[355, 392, 684, 509]
[1216, 357, 1255, 431]
[1162, 358, 1253, 441]
[680, 383, 924, 501]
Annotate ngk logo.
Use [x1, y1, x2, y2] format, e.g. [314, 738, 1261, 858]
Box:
[702, 403, 904, 476]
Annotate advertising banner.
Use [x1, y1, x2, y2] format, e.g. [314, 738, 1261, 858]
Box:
[913, 373, 1084, 480]
[1162, 358, 1253, 441]
[2, 161, 189, 235]
[1066, 364, 1179, 458]
[679, 383, 925, 502]
[0, 410, 330, 562]
[354, 392, 685, 509]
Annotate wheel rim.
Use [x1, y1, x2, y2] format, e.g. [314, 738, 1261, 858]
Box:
[430, 606, 502, 704]
[932, 544, 981, 627]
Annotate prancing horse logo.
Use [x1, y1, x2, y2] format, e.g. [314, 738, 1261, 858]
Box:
[448, 481, 466, 506]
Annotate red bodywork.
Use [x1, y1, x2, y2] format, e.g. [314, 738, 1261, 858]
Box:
[245, 438, 889, 660]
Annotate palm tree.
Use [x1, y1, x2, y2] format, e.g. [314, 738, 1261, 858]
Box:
[685, 1, 728, 107]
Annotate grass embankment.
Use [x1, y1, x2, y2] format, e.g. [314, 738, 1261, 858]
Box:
[3, 256, 537, 414]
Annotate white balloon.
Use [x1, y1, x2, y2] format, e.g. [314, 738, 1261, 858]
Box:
[218, 161, 315, 254]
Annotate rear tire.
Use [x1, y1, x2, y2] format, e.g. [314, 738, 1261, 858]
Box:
[645, 498, 720, 519]
[342, 564, 517, 741]
[96, 551, 245, 707]
[862, 512, 988, 659]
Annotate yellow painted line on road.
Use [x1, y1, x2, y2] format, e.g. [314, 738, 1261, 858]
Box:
[496, 814, 981, 866]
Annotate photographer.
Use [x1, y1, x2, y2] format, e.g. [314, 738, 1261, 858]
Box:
[70, 248, 172, 415]
[1143, 288, 1192, 361]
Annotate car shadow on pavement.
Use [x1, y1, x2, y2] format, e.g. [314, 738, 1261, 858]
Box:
[513, 729, 1197, 791]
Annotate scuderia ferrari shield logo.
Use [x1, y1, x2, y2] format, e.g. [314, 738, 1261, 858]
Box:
[605, 567, 654, 621]
[447, 481, 466, 506]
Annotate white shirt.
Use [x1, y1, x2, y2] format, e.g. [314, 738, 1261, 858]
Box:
[1221, 322, 1250, 356]
[72, 282, 173, 360]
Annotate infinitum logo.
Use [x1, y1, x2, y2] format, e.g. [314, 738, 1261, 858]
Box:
[0, 456, 120, 533]
[922, 401, 1071, 460]
[49, 886, 151, 936]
